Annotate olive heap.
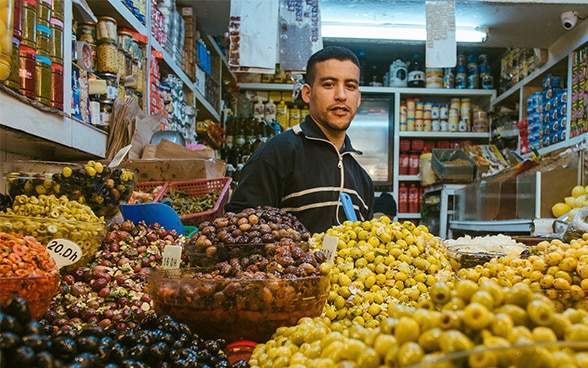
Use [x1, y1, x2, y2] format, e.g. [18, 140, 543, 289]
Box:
[313, 217, 454, 330]
[1, 296, 247, 368]
[45, 220, 187, 331]
[249, 279, 588, 368]
[456, 236, 588, 312]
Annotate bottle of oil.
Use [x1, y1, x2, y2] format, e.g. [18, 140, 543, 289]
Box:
[407, 54, 425, 88]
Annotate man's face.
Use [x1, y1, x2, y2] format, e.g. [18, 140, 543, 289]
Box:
[301, 59, 362, 136]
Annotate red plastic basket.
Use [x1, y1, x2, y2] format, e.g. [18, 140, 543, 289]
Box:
[129, 181, 168, 204]
[161, 177, 232, 227]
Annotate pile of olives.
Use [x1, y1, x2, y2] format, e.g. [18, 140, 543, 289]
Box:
[313, 217, 454, 329]
[249, 279, 588, 367]
[1, 296, 248, 368]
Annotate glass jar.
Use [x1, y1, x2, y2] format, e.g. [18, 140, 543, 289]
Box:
[49, 17, 63, 63]
[35, 22, 51, 57]
[19, 44, 36, 98]
[118, 30, 133, 54]
[21, 0, 37, 48]
[35, 53, 52, 105]
[96, 40, 118, 73]
[97, 16, 117, 43]
[50, 62, 63, 110]
[99, 100, 113, 131]
[4, 37, 20, 90]
[77, 22, 96, 43]
[50, 0, 62, 21]
[97, 72, 118, 102]
[0, 0, 15, 81]
[12, 0, 22, 41]
[37, 0, 51, 24]
[89, 94, 101, 127]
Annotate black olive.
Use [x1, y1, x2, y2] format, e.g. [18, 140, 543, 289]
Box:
[214, 361, 230, 368]
[139, 314, 159, 330]
[116, 329, 136, 346]
[231, 360, 250, 368]
[1, 314, 23, 334]
[196, 348, 210, 362]
[24, 320, 44, 335]
[203, 339, 221, 353]
[96, 340, 112, 362]
[104, 364, 120, 368]
[160, 332, 175, 346]
[5, 296, 32, 324]
[54, 328, 77, 339]
[22, 333, 50, 351]
[171, 359, 190, 368]
[0, 330, 20, 350]
[13, 345, 36, 366]
[72, 352, 98, 368]
[167, 350, 182, 362]
[128, 343, 147, 360]
[79, 325, 104, 338]
[147, 341, 168, 363]
[51, 336, 78, 361]
[136, 330, 153, 346]
[34, 351, 56, 368]
[109, 342, 126, 363]
[77, 335, 100, 353]
[120, 360, 148, 368]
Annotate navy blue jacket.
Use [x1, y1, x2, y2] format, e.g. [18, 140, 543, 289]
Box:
[225, 115, 375, 234]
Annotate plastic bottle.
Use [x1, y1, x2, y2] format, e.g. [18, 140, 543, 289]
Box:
[275, 100, 289, 129]
[389, 57, 408, 87]
[289, 105, 300, 127]
[253, 98, 265, 122]
[264, 99, 276, 122]
[398, 183, 408, 214]
[357, 48, 368, 86]
[419, 148, 435, 186]
[408, 184, 419, 213]
[409, 152, 420, 175]
[407, 54, 425, 88]
[399, 153, 409, 175]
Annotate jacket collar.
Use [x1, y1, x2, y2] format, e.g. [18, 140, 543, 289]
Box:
[293, 115, 363, 155]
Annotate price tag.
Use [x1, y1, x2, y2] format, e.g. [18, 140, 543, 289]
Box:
[46, 239, 82, 269]
[321, 235, 338, 265]
[162, 245, 183, 269]
[108, 144, 132, 168]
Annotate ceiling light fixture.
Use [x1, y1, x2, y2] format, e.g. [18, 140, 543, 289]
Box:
[321, 23, 488, 43]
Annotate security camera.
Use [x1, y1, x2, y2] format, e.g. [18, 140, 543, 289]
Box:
[561, 11, 578, 30]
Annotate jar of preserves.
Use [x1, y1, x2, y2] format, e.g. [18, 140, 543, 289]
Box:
[37, 0, 51, 25]
[97, 72, 118, 102]
[50, 62, 63, 109]
[0, 0, 15, 81]
[96, 40, 118, 73]
[4, 37, 20, 90]
[50, 0, 62, 21]
[12, 0, 22, 41]
[35, 22, 51, 57]
[19, 44, 36, 98]
[21, 0, 37, 48]
[77, 22, 96, 43]
[89, 94, 101, 127]
[118, 30, 133, 54]
[35, 53, 52, 105]
[99, 100, 113, 131]
[49, 17, 63, 63]
[97, 16, 117, 43]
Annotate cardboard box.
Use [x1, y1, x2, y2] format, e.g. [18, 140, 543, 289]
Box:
[120, 158, 227, 182]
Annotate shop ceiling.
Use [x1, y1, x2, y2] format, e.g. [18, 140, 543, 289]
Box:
[185, 0, 588, 50]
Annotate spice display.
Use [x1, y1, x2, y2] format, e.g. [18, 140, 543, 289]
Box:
[34, 54, 51, 105]
[97, 16, 117, 43]
[49, 17, 63, 63]
[35, 22, 51, 57]
[20, 0, 37, 48]
[96, 40, 118, 73]
[50, 61, 63, 109]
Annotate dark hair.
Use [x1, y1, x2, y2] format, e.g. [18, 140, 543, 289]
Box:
[374, 192, 397, 216]
[305, 46, 360, 86]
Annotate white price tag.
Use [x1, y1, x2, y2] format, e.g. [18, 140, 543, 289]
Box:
[46, 239, 82, 269]
[162, 245, 183, 269]
[321, 235, 338, 265]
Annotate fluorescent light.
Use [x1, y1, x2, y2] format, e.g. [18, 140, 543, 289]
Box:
[321, 23, 487, 43]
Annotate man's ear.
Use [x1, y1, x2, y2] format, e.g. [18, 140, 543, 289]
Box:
[301, 84, 311, 103]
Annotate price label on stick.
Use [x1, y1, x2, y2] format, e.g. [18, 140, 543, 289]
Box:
[162, 245, 183, 269]
[46, 239, 82, 269]
[321, 235, 338, 265]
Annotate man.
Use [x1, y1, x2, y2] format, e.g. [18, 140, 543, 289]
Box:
[225, 46, 374, 234]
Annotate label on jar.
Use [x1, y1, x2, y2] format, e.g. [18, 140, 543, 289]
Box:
[46, 239, 82, 269]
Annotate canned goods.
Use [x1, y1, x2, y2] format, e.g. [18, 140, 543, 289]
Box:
[97, 16, 118, 43]
[21, 0, 37, 48]
[35, 54, 52, 106]
[50, 62, 63, 109]
[50, 17, 63, 63]
[35, 23, 51, 57]
[96, 40, 118, 73]
[425, 68, 443, 88]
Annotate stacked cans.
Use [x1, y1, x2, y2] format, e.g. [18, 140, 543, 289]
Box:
[526, 74, 567, 150]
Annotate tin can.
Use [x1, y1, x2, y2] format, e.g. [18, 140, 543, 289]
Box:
[19, 43, 36, 98]
[425, 68, 443, 88]
[35, 53, 52, 105]
[50, 17, 63, 63]
[35, 23, 51, 57]
[443, 67, 454, 88]
[97, 16, 118, 43]
[50, 61, 63, 109]
[21, 0, 37, 48]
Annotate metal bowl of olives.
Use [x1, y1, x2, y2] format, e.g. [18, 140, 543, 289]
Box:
[445, 243, 530, 271]
[0, 272, 61, 320]
[5, 160, 137, 218]
[148, 268, 330, 343]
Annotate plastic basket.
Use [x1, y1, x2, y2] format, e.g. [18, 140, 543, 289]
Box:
[130, 181, 168, 204]
[162, 177, 232, 227]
